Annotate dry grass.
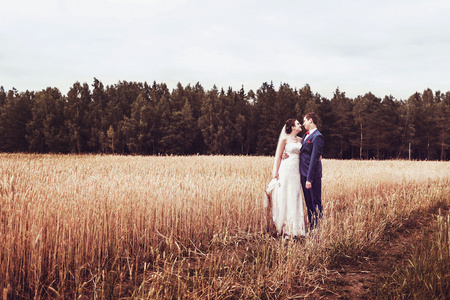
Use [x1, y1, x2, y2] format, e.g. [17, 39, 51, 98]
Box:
[1, 154, 449, 299]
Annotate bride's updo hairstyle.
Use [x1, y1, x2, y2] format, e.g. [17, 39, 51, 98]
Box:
[284, 118, 296, 134]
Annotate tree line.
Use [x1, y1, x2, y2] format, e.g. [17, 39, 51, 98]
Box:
[0, 79, 449, 160]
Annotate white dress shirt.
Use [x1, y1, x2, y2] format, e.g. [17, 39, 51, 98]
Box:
[305, 128, 317, 139]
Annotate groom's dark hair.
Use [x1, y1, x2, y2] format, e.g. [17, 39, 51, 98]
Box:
[304, 112, 319, 125]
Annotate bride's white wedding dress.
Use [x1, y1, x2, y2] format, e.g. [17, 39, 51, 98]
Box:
[272, 142, 305, 237]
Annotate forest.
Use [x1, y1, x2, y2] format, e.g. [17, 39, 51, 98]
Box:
[0, 79, 449, 160]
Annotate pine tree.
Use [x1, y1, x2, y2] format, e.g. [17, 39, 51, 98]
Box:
[0, 89, 33, 152]
[435, 91, 450, 160]
[329, 88, 354, 159]
[255, 82, 279, 155]
[89, 78, 109, 153]
[65, 82, 92, 153]
[26, 88, 67, 153]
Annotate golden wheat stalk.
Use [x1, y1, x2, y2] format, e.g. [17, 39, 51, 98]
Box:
[1, 154, 449, 298]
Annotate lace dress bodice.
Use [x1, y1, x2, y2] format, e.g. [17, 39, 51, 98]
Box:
[284, 142, 301, 158]
[279, 142, 301, 174]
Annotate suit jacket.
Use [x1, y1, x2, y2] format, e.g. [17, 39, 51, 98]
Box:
[300, 129, 324, 182]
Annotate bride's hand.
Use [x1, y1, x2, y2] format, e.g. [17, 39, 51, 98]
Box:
[273, 173, 279, 180]
[281, 152, 289, 160]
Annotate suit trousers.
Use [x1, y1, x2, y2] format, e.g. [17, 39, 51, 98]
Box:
[301, 175, 322, 229]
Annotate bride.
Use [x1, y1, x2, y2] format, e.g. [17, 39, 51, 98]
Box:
[269, 118, 306, 238]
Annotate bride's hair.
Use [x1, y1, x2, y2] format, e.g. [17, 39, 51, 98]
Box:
[284, 119, 296, 134]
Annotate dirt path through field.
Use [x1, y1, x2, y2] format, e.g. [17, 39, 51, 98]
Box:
[310, 204, 448, 299]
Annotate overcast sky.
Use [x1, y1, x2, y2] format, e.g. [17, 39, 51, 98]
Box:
[2, 0, 450, 99]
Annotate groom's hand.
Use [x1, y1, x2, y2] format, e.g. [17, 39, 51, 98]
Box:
[306, 181, 312, 189]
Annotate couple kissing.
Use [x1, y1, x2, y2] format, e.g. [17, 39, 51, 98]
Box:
[267, 112, 324, 240]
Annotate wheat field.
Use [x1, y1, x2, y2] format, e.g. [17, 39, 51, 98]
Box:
[1, 154, 449, 299]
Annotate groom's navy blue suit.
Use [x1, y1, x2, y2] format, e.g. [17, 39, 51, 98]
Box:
[300, 129, 324, 229]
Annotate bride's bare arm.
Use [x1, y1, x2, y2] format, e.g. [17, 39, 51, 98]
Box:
[272, 138, 287, 179]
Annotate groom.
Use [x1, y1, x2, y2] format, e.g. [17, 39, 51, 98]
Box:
[300, 112, 324, 230]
